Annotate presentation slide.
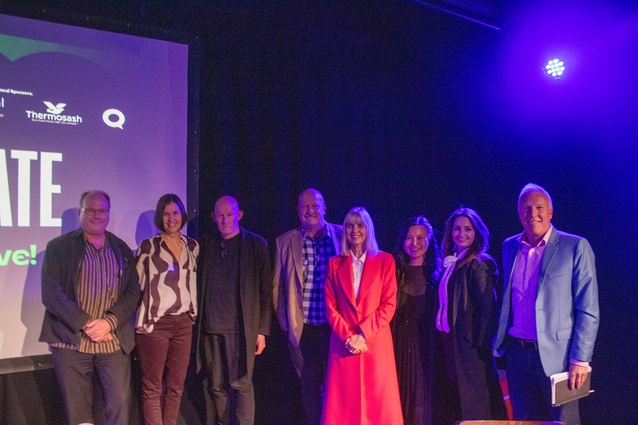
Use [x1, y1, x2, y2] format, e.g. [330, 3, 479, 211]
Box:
[0, 13, 190, 362]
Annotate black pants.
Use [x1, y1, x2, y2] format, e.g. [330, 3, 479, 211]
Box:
[203, 333, 255, 425]
[51, 347, 131, 425]
[506, 343, 581, 425]
[298, 323, 331, 425]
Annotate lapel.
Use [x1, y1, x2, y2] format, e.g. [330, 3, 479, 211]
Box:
[449, 250, 469, 328]
[290, 229, 305, 290]
[237, 227, 249, 296]
[69, 229, 87, 281]
[537, 227, 560, 295]
[357, 252, 377, 304]
[336, 255, 357, 308]
[451, 264, 462, 328]
[502, 235, 523, 327]
[504, 234, 523, 287]
[326, 223, 341, 254]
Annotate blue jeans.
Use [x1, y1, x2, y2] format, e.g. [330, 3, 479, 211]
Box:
[506, 342, 580, 425]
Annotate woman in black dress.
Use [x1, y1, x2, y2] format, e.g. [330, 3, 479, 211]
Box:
[392, 216, 441, 425]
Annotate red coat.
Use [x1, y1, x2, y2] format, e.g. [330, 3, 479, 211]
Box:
[321, 251, 403, 425]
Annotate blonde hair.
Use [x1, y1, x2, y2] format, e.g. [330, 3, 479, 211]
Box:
[340, 206, 379, 256]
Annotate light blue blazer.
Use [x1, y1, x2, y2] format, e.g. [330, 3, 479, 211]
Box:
[493, 226, 600, 376]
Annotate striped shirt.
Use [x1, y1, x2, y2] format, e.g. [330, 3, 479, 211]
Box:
[51, 238, 122, 353]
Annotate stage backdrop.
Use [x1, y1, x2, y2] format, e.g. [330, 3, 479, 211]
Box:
[0, 13, 192, 366]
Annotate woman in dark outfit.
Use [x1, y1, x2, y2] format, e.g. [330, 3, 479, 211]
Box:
[392, 216, 441, 425]
[435, 207, 505, 421]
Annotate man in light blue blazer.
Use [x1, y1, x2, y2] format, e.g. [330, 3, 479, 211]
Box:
[493, 183, 599, 425]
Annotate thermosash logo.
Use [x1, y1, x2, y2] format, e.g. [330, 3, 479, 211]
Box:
[44, 101, 65, 114]
[25, 101, 82, 125]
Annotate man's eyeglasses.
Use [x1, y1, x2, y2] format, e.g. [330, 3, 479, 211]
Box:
[81, 208, 110, 216]
[221, 240, 228, 259]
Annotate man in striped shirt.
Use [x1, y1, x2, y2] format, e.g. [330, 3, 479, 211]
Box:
[39, 190, 140, 425]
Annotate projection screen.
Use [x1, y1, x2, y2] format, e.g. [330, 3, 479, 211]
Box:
[0, 11, 197, 369]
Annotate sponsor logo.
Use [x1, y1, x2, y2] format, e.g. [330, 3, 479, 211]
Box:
[43, 101, 66, 114]
[25, 101, 82, 125]
[102, 108, 125, 129]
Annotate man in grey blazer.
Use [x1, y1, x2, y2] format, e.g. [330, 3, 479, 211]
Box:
[494, 183, 599, 425]
[273, 188, 342, 425]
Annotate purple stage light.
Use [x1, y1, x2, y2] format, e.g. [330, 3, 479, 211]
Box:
[545, 58, 565, 78]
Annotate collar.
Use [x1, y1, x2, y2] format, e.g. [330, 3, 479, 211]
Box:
[159, 233, 187, 245]
[83, 232, 109, 250]
[349, 250, 367, 264]
[443, 247, 468, 268]
[301, 224, 327, 241]
[519, 226, 553, 248]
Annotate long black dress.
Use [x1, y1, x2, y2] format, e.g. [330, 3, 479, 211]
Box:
[391, 266, 435, 425]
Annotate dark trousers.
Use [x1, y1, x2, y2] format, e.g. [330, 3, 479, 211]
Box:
[203, 332, 255, 425]
[51, 346, 131, 425]
[136, 313, 193, 425]
[506, 343, 581, 425]
[298, 323, 331, 425]
[441, 330, 503, 420]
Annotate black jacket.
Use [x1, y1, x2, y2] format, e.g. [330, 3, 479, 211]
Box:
[197, 226, 272, 371]
[39, 229, 140, 353]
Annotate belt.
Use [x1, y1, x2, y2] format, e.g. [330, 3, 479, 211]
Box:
[511, 336, 538, 350]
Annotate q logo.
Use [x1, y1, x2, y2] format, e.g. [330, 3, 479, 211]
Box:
[102, 108, 125, 130]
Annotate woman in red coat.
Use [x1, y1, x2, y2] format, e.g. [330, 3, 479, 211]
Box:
[321, 206, 403, 425]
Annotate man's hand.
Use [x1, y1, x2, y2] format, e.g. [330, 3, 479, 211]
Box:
[568, 363, 589, 390]
[255, 334, 266, 355]
[84, 319, 113, 342]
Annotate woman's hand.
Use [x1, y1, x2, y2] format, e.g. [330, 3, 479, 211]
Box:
[345, 334, 368, 355]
